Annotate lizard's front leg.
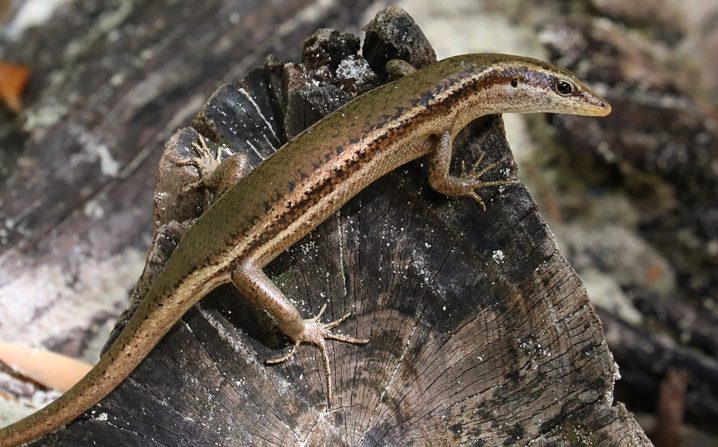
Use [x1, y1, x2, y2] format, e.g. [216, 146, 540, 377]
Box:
[178, 134, 250, 198]
[231, 262, 368, 407]
[428, 130, 517, 210]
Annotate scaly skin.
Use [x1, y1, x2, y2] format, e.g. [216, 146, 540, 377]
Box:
[0, 53, 610, 446]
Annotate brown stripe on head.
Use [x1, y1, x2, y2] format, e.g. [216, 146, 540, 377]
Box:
[421, 54, 611, 117]
[238, 53, 611, 262]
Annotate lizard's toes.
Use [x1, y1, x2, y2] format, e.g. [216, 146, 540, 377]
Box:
[265, 309, 368, 408]
[301, 314, 369, 346]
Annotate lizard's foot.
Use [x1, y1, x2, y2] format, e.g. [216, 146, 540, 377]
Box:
[179, 134, 249, 198]
[460, 152, 517, 211]
[266, 304, 369, 407]
[191, 133, 224, 162]
[178, 134, 222, 169]
[177, 134, 224, 193]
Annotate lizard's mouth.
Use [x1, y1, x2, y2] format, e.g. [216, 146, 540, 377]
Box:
[580, 89, 612, 116]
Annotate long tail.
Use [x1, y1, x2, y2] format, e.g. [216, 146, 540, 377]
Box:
[0, 274, 217, 447]
[0, 342, 140, 446]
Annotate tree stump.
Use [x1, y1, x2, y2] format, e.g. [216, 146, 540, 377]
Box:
[1, 2, 650, 446]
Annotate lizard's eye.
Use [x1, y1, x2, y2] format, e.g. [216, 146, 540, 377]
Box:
[554, 79, 575, 96]
[510, 78, 519, 88]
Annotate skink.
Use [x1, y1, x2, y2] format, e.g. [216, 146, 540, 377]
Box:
[0, 53, 610, 446]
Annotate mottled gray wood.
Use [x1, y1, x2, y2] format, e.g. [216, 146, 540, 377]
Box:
[543, 18, 718, 433]
[0, 0, 378, 358]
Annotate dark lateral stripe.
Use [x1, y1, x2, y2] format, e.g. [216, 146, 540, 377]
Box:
[241, 65, 521, 257]
[242, 127, 404, 256]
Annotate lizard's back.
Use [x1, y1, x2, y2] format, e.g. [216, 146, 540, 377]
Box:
[166, 54, 508, 277]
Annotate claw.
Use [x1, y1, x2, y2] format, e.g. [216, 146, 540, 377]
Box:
[461, 154, 518, 210]
[460, 151, 487, 178]
[265, 306, 369, 408]
[472, 157, 505, 180]
[318, 339, 333, 405]
[468, 191, 487, 211]
[266, 340, 300, 365]
[311, 303, 327, 322]
[178, 135, 225, 195]
[323, 312, 350, 330]
[191, 134, 214, 159]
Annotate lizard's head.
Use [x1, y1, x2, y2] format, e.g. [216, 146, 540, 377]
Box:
[471, 54, 611, 117]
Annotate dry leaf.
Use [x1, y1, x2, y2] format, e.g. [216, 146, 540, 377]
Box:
[0, 342, 91, 392]
[0, 62, 30, 113]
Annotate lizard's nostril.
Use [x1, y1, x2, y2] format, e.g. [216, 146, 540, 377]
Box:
[599, 101, 606, 107]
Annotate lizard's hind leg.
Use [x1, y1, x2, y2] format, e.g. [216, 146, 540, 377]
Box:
[178, 134, 250, 198]
[231, 264, 368, 408]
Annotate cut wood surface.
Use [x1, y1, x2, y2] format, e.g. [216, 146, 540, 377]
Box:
[0, 2, 651, 446]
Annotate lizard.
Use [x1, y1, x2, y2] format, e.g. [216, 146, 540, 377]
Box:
[0, 53, 610, 446]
